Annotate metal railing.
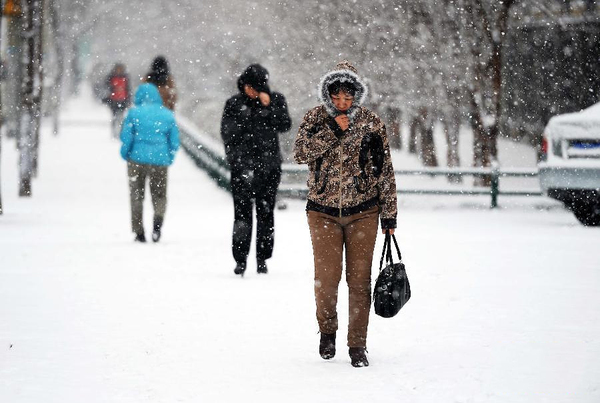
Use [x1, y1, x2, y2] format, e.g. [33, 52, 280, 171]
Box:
[278, 165, 542, 208]
[178, 117, 542, 209]
[178, 116, 231, 192]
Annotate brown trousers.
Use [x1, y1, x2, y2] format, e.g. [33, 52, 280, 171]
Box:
[307, 206, 379, 347]
[127, 162, 168, 235]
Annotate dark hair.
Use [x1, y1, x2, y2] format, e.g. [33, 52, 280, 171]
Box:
[112, 63, 126, 74]
[327, 81, 357, 97]
[146, 56, 170, 86]
[237, 63, 270, 94]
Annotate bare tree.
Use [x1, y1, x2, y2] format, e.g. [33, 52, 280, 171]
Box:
[18, 0, 45, 196]
[0, 0, 5, 214]
[459, 0, 519, 185]
[47, 0, 65, 135]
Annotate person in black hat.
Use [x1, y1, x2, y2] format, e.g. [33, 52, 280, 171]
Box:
[142, 56, 177, 110]
[220, 64, 291, 276]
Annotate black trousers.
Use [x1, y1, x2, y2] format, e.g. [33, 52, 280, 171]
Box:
[230, 165, 281, 265]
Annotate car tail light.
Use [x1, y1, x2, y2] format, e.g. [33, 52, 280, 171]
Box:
[541, 135, 548, 161]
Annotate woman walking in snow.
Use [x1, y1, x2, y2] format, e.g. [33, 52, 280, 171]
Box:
[120, 83, 180, 243]
[294, 61, 398, 367]
[104, 63, 131, 138]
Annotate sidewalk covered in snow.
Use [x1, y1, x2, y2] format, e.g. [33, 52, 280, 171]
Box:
[1, 90, 600, 402]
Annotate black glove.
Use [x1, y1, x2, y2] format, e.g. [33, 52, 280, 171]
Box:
[326, 116, 346, 139]
[359, 132, 384, 178]
[370, 133, 384, 178]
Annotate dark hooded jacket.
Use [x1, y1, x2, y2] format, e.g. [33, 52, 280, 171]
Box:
[220, 64, 292, 171]
[293, 61, 398, 229]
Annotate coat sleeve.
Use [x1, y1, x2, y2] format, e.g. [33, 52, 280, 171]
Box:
[168, 118, 180, 164]
[269, 93, 291, 132]
[120, 111, 135, 161]
[220, 98, 242, 158]
[293, 108, 340, 164]
[373, 119, 398, 229]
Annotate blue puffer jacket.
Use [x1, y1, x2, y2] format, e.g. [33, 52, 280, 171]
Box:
[120, 83, 179, 166]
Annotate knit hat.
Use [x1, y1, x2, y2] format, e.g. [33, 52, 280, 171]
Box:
[335, 60, 358, 74]
[146, 56, 170, 86]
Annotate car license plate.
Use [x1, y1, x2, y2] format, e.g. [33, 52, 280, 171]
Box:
[570, 140, 600, 149]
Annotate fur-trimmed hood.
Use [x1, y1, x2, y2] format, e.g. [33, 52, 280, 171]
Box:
[318, 61, 367, 119]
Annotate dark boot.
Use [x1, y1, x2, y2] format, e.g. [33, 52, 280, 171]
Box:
[319, 332, 336, 360]
[134, 232, 146, 243]
[257, 259, 268, 274]
[152, 217, 163, 243]
[349, 347, 369, 367]
[234, 262, 246, 276]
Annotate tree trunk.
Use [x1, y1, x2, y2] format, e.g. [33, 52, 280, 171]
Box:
[418, 107, 438, 167]
[463, 1, 490, 186]
[4, 8, 23, 139]
[466, 0, 520, 187]
[408, 115, 418, 154]
[443, 109, 462, 184]
[421, 124, 438, 168]
[19, 0, 45, 197]
[410, 107, 438, 167]
[70, 41, 80, 96]
[49, 0, 64, 135]
[468, 86, 492, 187]
[0, 0, 4, 215]
[385, 106, 402, 150]
[488, 0, 515, 161]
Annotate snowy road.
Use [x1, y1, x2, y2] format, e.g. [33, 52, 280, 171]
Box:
[1, 92, 600, 403]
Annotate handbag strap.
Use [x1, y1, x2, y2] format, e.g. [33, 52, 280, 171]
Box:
[378, 233, 403, 272]
[391, 233, 403, 261]
[378, 232, 390, 272]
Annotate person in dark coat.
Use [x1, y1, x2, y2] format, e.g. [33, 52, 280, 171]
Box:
[220, 64, 291, 276]
[105, 63, 131, 138]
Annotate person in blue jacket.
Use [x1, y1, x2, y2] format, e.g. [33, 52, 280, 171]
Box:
[120, 83, 180, 242]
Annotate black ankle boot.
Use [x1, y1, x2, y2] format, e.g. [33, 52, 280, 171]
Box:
[134, 233, 146, 243]
[257, 259, 268, 274]
[152, 217, 163, 243]
[349, 347, 369, 367]
[234, 262, 246, 276]
[319, 332, 336, 359]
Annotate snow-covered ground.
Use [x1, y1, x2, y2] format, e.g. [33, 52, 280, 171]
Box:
[1, 89, 600, 403]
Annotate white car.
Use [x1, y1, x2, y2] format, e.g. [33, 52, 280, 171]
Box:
[539, 103, 600, 226]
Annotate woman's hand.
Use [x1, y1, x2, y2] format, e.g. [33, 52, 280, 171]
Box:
[335, 114, 349, 131]
[382, 228, 395, 235]
[259, 92, 271, 107]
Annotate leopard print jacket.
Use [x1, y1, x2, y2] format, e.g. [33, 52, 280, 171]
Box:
[294, 104, 397, 229]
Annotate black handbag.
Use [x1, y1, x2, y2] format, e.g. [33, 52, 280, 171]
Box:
[374, 233, 411, 318]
